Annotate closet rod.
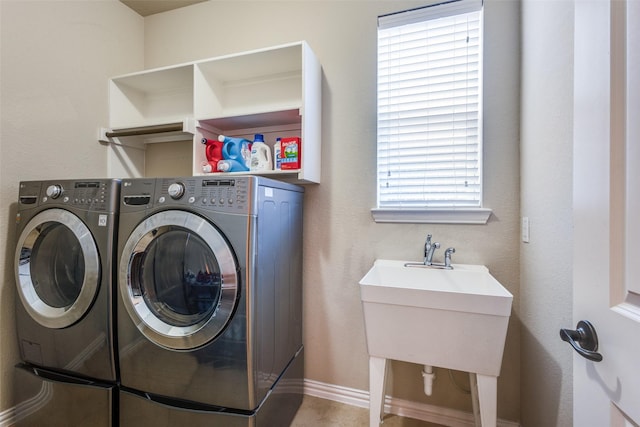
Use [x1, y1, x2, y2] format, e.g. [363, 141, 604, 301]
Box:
[105, 122, 183, 138]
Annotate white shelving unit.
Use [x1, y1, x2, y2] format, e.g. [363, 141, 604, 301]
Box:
[100, 41, 321, 184]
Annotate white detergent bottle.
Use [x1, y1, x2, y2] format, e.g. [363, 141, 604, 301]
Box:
[274, 138, 282, 171]
[250, 134, 273, 171]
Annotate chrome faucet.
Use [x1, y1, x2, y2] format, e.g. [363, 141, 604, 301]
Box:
[421, 234, 455, 269]
[424, 234, 440, 266]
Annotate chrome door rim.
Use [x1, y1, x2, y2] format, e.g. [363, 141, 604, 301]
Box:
[119, 210, 239, 350]
[15, 208, 101, 329]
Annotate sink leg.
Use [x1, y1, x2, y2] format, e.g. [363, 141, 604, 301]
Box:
[475, 374, 497, 427]
[469, 373, 481, 427]
[369, 356, 388, 427]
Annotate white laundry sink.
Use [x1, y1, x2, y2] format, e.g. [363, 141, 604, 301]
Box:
[359, 259, 513, 377]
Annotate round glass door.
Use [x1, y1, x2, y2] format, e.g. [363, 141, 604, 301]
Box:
[119, 210, 239, 350]
[15, 208, 101, 329]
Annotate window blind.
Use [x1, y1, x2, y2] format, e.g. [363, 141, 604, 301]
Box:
[377, 0, 483, 209]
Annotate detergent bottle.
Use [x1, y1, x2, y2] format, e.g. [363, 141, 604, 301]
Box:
[201, 138, 223, 172]
[219, 135, 251, 169]
[274, 138, 282, 171]
[250, 134, 273, 172]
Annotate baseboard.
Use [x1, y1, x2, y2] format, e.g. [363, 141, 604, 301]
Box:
[0, 377, 520, 427]
[303, 378, 520, 427]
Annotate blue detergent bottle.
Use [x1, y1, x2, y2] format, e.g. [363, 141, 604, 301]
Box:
[218, 135, 251, 170]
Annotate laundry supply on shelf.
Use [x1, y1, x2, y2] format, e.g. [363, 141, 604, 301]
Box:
[218, 135, 251, 171]
[202, 138, 224, 173]
[250, 134, 273, 172]
[280, 137, 301, 170]
[274, 138, 282, 171]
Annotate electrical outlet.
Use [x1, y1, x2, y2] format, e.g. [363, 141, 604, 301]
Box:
[522, 216, 530, 243]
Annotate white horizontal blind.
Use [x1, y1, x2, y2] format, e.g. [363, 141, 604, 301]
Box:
[377, 0, 483, 209]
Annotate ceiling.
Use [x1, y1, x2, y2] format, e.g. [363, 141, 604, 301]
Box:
[120, 0, 207, 17]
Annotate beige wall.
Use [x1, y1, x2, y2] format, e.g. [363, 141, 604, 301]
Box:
[143, 0, 521, 421]
[0, 0, 524, 423]
[520, 0, 574, 426]
[0, 0, 143, 410]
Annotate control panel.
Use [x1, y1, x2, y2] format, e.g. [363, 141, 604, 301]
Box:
[156, 177, 250, 212]
[18, 180, 119, 212]
[121, 177, 254, 213]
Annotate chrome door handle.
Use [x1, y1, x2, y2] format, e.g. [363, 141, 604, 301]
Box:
[559, 320, 603, 362]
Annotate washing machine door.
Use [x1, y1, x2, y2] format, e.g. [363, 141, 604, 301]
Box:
[119, 210, 239, 350]
[15, 208, 101, 329]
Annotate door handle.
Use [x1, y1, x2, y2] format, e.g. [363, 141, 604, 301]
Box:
[559, 320, 603, 362]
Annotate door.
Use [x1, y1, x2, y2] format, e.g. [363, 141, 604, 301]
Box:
[15, 208, 101, 329]
[119, 210, 239, 350]
[572, 0, 640, 425]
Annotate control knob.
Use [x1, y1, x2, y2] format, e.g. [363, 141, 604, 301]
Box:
[167, 182, 185, 199]
[46, 185, 62, 199]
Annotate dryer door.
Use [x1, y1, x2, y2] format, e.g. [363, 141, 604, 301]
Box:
[119, 210, 239, 350]
[15, 208, 101, 329]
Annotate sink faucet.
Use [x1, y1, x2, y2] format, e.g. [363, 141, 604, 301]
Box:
[422, 234, 455, 269]
[424, 234, 440, 266]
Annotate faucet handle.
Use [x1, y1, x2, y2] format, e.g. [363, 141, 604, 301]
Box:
[424, 234, 433, 255]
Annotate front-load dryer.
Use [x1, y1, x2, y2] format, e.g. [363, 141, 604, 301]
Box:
[14, 179, 120, 382]
[117, 176, 304, 425]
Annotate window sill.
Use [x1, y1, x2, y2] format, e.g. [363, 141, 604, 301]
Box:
[371, 208, 492, 224]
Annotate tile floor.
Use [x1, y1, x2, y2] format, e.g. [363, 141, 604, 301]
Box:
[290, 395, 445, 427]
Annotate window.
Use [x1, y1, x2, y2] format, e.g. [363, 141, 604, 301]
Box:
[373, 0, 491, 224]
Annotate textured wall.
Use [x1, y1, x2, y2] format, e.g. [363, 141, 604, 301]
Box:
[0, 0, 143, 411]
[143, 0, 522, 421]
[520, 0, 574, 425]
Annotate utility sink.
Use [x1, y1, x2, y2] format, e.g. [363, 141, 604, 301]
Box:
[359, 259, 513, 427]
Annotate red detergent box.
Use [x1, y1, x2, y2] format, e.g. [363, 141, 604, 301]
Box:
[280, 137, 301, 170]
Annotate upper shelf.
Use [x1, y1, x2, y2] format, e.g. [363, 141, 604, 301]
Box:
[108, 42, 307, 130]
[194, 44, 303, 121]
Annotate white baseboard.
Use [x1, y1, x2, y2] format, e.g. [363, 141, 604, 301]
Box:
[0, 377, 520, 427]
[303, 378, 520, 427]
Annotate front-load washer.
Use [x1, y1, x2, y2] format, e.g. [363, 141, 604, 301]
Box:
[14, 179, 120, 382]
[117, 176, 304, 425]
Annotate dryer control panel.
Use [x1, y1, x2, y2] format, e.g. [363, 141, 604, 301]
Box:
[154, 177, 250, 213]
[121, 176, 301, 215]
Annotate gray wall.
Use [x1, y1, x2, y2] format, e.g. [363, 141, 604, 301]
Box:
[520, 0, 574, 425]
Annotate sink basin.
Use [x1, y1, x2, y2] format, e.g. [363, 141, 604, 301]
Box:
[359, 259, 513, 376]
